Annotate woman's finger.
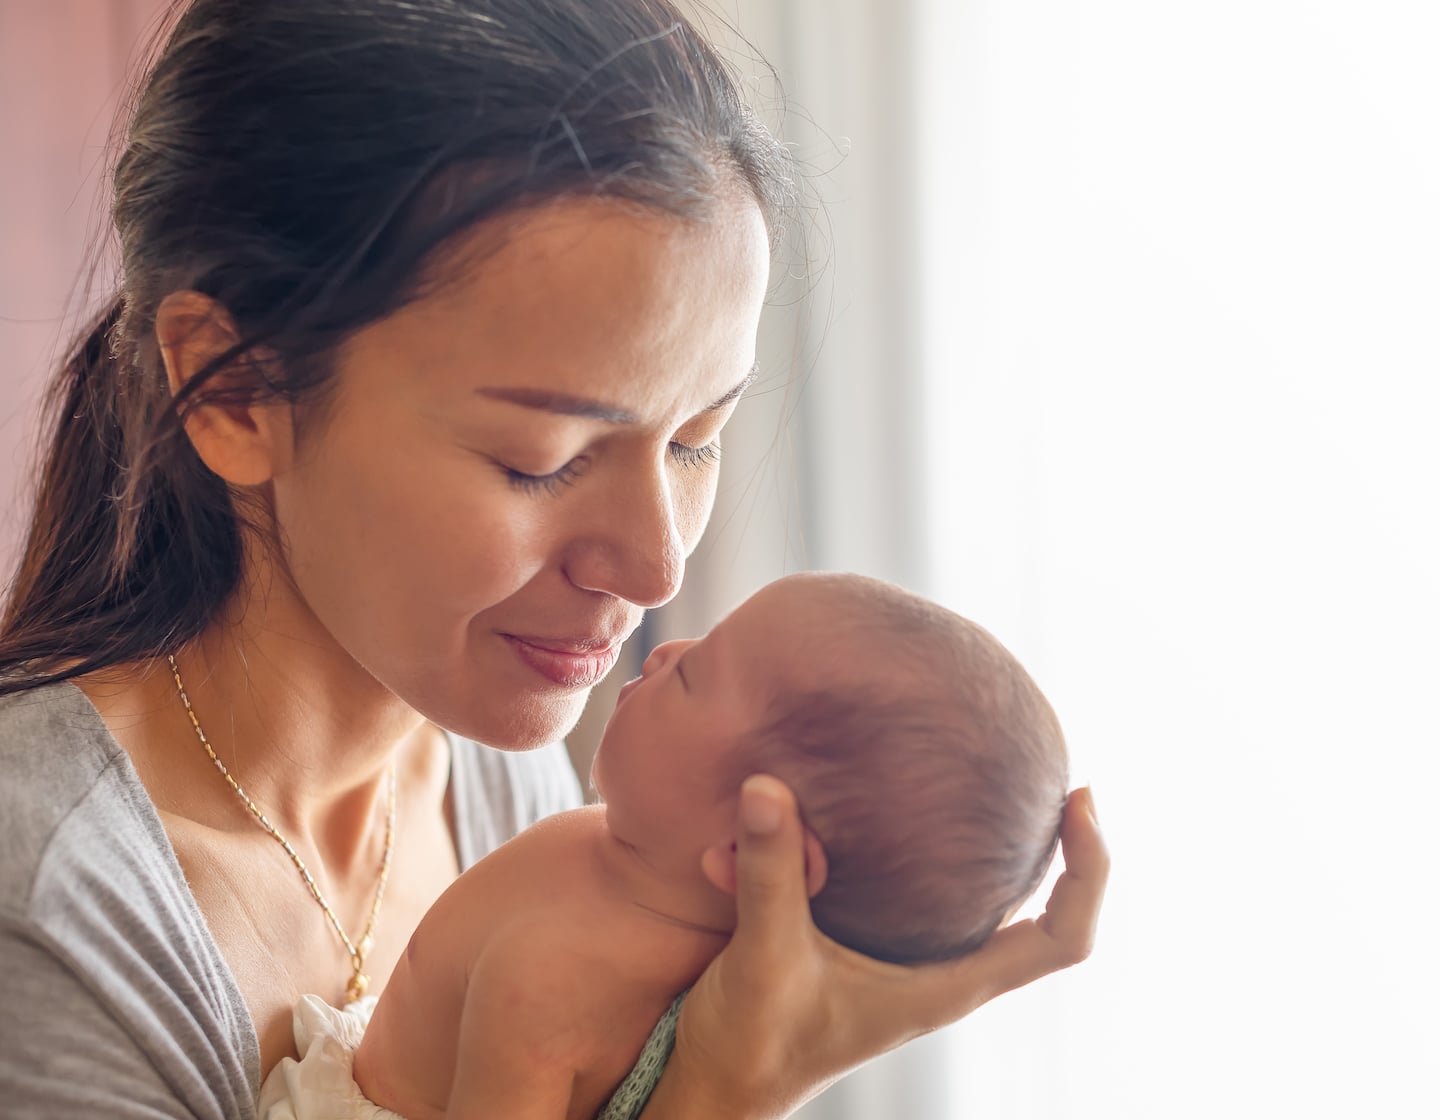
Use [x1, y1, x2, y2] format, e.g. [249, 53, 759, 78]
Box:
[730, 774, 813, 955]
[1034, 787, 1108, 950]
[901, 787, 1110, 1029]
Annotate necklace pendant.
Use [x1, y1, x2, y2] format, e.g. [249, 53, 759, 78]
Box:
[346, 971, 369, 1003]
[168, 655, 397, 1016]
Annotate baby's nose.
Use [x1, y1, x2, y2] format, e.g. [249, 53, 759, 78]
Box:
[641, 639, 691, 677]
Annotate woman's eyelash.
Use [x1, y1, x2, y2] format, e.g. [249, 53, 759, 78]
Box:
[502, 442, 719, 496]
[503, 458, 586, 495]
[669, 440, 721, 468]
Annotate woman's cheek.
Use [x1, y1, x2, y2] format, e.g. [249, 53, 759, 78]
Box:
[674, 465, 721, 556]
[423, 485, 550, 609]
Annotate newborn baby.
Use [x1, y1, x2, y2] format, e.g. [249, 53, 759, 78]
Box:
[260, 572, 1068, 1120]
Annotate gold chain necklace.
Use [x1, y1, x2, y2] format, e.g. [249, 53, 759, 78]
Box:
[168, 655, 396, 1003]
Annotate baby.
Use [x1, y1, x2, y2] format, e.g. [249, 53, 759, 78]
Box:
[259, 572, 1068, 1120]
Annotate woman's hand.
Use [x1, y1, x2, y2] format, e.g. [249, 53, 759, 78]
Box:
[642, 777, 1108, 1120]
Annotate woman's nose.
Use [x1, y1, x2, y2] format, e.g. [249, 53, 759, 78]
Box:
[564, 461, 685, 608]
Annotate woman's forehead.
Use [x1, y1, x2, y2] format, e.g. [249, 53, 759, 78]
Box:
[346, 197, 769, 418]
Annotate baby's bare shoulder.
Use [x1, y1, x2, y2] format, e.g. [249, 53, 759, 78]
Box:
[458, 904, 633, 1075]
[461, 812, 668, 1010]
[419, 807, 606, 934]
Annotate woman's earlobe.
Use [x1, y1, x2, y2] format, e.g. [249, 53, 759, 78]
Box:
[155, 290, 291, 486]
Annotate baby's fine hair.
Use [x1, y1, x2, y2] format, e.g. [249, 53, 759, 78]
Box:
[732, 574, 1068, 964]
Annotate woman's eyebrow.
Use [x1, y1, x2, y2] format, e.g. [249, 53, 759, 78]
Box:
[473, 387, 637, 422]
[704, 364, 759, 411]
[474, 363, 759, 422]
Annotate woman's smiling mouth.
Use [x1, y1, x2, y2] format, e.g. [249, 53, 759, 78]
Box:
[502, 634, 622, 688]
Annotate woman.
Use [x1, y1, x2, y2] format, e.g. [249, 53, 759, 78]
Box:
[0, 1, 1107, 1116]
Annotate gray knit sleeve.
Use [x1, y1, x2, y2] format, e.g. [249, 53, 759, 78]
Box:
[0, 685, 259, 1119]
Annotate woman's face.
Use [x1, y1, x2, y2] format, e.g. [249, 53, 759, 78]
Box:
[267, 196, 772, 748]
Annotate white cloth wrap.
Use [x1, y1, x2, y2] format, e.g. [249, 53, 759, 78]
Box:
[257, 996, 406, 1120]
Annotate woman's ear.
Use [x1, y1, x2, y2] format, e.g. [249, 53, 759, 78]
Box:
[701, 827, 829, 899]
[155, 290, 293, 486]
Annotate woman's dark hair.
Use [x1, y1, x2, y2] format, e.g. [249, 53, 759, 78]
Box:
[0, 0, 794, 695]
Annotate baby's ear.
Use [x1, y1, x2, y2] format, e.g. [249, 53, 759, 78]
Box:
[702, 829, 829, 900]
[801, 829, 828, 898]
[700, 838, 739, 896]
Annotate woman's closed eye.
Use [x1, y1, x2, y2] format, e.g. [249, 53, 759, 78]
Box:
[668, 439, 721, 469]
[502, 456, 590, 495]
[502, 440, 721, 496]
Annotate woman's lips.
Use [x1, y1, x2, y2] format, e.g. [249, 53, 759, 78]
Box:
[503, 635, 621, 689]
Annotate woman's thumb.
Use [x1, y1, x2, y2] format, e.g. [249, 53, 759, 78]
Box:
[733, 775, 810, 934]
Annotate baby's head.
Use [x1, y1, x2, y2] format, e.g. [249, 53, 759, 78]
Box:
[590, 571, 1068, 963]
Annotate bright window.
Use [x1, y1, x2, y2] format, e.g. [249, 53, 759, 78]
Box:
[918, 2, 1440, 1115]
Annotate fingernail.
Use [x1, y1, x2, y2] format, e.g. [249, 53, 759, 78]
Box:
[741, 777, 782, 835]
[1084, 786, 1099, 823]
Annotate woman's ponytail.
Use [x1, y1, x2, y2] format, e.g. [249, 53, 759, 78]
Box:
[0, 295, 241, 695]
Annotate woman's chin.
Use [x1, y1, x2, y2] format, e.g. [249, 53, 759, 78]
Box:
[435, 688, 588, 752]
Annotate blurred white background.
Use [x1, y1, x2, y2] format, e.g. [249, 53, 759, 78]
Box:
[4, 2, 1437, 1117]
[916, 3, 1440, 1117]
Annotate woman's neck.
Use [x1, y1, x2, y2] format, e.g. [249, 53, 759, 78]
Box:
[78, 583, 433, 867]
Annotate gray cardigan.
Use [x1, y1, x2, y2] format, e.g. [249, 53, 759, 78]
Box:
[0, 682, 582, 1118]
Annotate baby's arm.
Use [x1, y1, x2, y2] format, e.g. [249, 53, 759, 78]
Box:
[444, 937, 590, 1120]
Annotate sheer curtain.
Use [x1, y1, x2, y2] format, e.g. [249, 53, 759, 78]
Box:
[643, 2, 954, 1116]
[917, 1, 1440, 1117]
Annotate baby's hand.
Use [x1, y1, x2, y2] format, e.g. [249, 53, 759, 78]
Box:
[643, 778, 1108, 1119]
